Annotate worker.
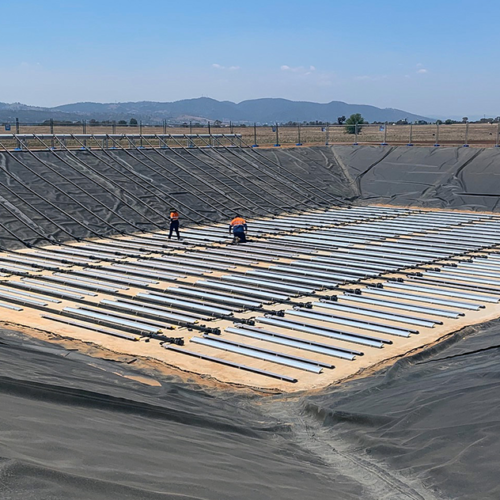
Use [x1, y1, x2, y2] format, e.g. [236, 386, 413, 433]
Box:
[229, 215, 247, 243]
[168, 209, 181, 240]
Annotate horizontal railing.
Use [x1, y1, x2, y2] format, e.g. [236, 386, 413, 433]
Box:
[0, 133, 243, 151]
[0, 122, 499, 149]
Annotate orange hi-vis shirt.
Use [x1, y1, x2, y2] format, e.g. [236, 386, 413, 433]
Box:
[230, 217, 246, 226]
[230, 217, 247, 233]
[170, 212, 179, 221]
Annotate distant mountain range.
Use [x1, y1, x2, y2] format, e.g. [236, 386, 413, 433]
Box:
[0, 97, 432, 124]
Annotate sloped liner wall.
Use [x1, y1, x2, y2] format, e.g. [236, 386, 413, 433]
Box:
[0, 144, 499, 249]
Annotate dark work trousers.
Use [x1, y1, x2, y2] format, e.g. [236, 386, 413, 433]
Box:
[169, 220, 180, 239]
[233, 230, 246, 243]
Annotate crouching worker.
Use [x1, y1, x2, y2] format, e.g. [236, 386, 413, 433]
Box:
[168, 209, 181, 240]
[229, 215, 247, 243]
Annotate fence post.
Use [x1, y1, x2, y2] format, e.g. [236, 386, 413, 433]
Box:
[189, 121, 192, 134]
[463, 121, 469, 147]
[50, 119, 54, 148]
[82, 120, 87, 149]
[407, 123, 413, 146]
[496, 122, 500, 147]
[325, 124, 329, 145]
[15, 117, 19, 134]
[274, 123, 280, 147]
[354, 123, 358, 145]
[139, 121, 143, 147]
[434, 123, 440, 146]
[381, 121, 388, 145]
[252, 123, 258, 147]
[296, 124, 302, 146]
[163, 119, 167, 134]
[112, 121, 116, 134]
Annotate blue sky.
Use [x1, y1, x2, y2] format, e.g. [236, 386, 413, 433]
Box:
[1, 0, 498, 117]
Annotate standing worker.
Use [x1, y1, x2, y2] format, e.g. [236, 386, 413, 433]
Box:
[168, 208, 181, 240]
[229, 215, 247, 243]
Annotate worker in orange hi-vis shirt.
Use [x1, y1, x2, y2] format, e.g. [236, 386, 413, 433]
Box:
[168, 209, 181, 240]
[229, 215, 247, 244]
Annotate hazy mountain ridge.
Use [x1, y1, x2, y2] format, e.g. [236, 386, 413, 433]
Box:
[0, 97, 431, 123]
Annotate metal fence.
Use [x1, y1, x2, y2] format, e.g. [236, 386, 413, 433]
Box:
[0, 133, 241, 151]
[1, 120, 500, 149]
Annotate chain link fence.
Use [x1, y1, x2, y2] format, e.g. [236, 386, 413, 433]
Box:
[1, 120, 499, 148]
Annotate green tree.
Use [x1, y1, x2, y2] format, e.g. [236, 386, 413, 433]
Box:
[129, 118, 138, 126]
[337, 115, 346, 125]
[344, 113, 365, 134]
[118, 120, 127, 125]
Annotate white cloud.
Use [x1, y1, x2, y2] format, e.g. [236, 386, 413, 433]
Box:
[354, 74, 387, 82]
[212, 63, 240, 71]
[278, 65, 334, 89]
[280, 65, 316, 74]
[416, 63, 428, 74]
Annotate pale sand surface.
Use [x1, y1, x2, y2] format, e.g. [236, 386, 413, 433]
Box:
[2, 205, 500, 393]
